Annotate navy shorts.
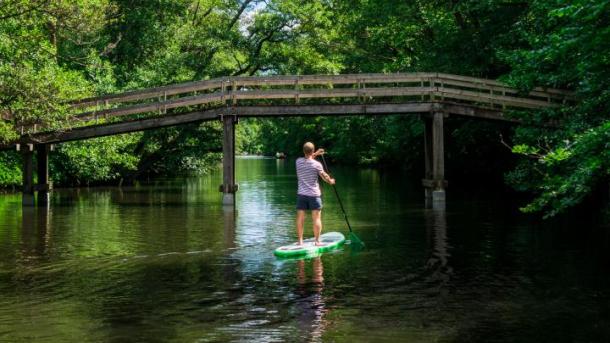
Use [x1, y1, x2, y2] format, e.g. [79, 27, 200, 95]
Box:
[296, 194, 322, 210]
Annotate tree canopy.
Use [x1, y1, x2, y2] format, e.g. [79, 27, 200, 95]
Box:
[0, 0, 608, 218]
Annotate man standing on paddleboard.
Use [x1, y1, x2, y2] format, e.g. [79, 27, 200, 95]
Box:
[296, 142, 335, 246]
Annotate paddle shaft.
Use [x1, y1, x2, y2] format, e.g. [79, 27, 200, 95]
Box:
[320, 154, 354, 233]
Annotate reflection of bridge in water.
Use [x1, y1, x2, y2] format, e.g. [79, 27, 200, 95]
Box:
[425, 201, 452, 287]
[1, 73, 573, 206]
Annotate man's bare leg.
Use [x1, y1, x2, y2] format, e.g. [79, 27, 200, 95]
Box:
[312, 210, 322, 245]
[296, 210, 306, 245]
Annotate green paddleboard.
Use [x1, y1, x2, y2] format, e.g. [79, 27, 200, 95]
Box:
[274, 232, 346, 258]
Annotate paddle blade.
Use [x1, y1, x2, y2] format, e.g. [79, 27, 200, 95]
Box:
[348, 232, 365, 248]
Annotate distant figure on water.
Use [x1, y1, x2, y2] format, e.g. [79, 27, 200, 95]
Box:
[296, 142, 335, 246]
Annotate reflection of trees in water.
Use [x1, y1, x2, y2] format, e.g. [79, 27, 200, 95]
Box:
[295, 257, 327, 342]
[424, 201, 453, 286]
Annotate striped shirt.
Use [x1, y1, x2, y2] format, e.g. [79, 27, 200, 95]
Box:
[296, 157, 324, 197]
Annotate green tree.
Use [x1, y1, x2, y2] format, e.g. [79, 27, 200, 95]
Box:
[0, 0, 607, 218]
[501, 0, 610, 217]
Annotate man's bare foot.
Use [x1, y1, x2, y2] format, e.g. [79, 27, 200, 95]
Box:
[297, 240, 303, 246]
[314, 241, 323, 246]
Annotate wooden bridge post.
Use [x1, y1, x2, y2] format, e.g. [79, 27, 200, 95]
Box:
[21, 144, 35, 206]
[424, 117, 433, 181]
[422, 111, 447, 202]
[221, 114, 237, 206]
[36, 144, 52, 206]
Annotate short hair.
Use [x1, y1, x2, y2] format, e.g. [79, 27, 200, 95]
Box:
[303, 142, 315, 155]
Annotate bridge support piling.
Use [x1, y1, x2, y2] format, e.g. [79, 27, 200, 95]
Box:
[21, 144, 35, 206]
[221, 115, 237, 206]
[36, 144, 52, 206]
[423, 111, 447, 202]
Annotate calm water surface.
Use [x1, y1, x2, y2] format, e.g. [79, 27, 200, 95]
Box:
[1, 158, 609, 342]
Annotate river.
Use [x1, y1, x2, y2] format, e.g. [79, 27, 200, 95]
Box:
[0, 157, 609, 342]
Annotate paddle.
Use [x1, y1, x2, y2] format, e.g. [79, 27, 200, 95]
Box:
[319, 153, 365, 247]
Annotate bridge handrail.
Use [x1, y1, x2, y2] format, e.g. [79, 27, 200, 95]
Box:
[70, 72, 574, 109]
[71, 85, 560, 124]
[8, 73, 575, 133]
[69, 74, 573, 122]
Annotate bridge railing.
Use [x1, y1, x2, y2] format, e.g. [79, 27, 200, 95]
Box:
[11, 73, 576, 134]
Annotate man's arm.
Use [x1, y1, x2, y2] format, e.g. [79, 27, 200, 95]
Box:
[313, 148, 335, 184]
[319, 170, 336, 185]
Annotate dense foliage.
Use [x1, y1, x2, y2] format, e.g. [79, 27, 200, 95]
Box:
[0, 0, 608, 217]
[501, 0, 610, 217]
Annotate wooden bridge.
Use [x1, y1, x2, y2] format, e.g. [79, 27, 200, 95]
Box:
[0, 72, 573, 206]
